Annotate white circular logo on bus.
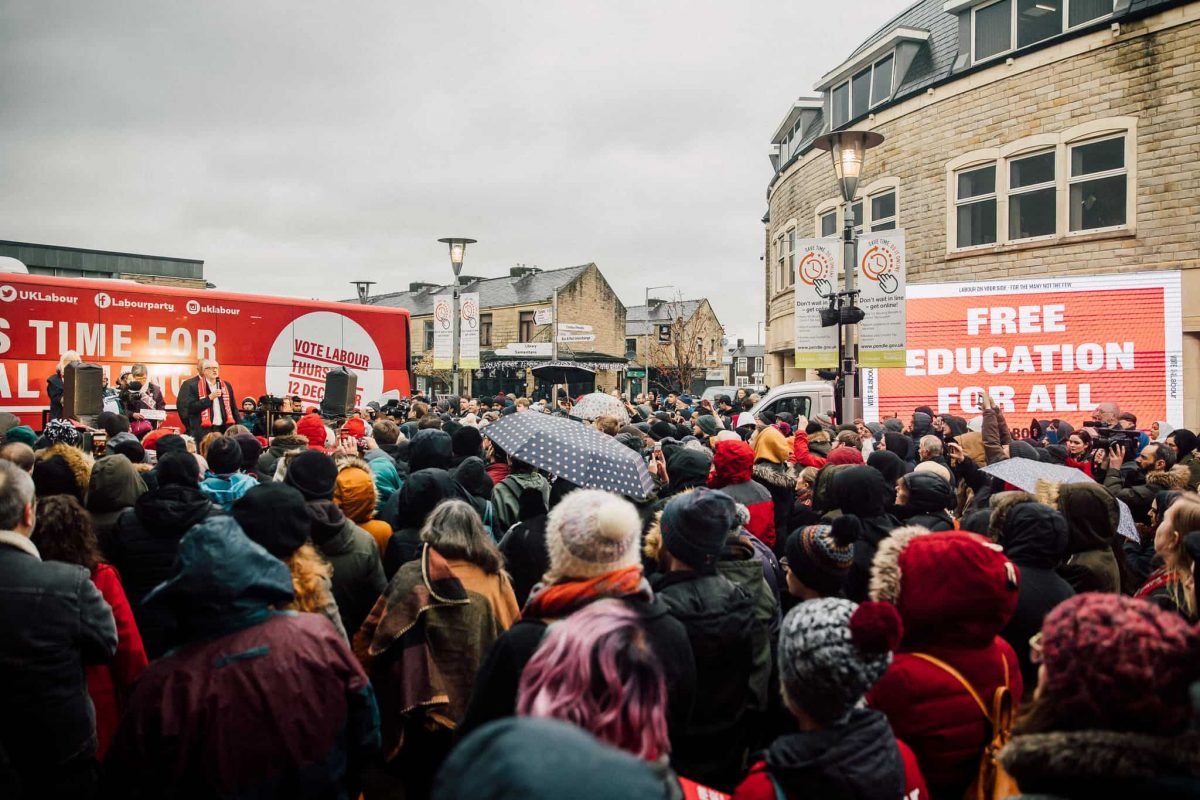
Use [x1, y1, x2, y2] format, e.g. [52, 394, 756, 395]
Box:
[264, 311, 384, 408]
[186, 300, 201, 314]
[0, 285, 15, 303]
[95, 292, 112, 308]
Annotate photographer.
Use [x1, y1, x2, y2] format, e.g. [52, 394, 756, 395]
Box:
[1101, 441, 1177, 523]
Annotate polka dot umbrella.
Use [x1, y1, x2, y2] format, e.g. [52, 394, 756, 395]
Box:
[570, 392, 631, 425]
[481, 411, 654, 499]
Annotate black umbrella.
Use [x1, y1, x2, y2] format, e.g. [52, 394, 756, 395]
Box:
[531, 361, 596, 385]
[481, 412, 654, 499]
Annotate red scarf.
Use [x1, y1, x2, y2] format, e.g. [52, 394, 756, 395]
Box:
[199, 379, 235, 428]
[522, 565, 650, 621]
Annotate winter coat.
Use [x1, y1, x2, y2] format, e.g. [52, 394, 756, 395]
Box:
[452, 457, 497, 532]
[381, 469, 471, 577]
[485, 461, 510, 485]
[254, 433, 310, 482]
[734, 709, 927, 800]
[101, 517, 379, 799]
[0, 531, 117, 796]
[789, 430, 828, 468]
[305, 500, 387, 639]
[87, 563, 148, 760]
[652, 569, 769, 791]
[334, 458, 393, 555]
[86, 454, 147, 544]
[717, 534, 782, 654]
[866, 528, 1023, 799]
[491, 471, 551, 533]
[198, 470, 258, 511]
[362, 448, 403, 511]
[1000, 729, 1200, 799]
[663, 446, 714, 497]
[458, 584, 697, 752]
[997, 502, 1075, 694]
[834, 466, 902, 602]
[497, 513, 550, 608]
[895, 471, 955, 532]
[709, 440, 776, 549]
[1055, 482, 1121, 593]
[407, 429, 454, 472]
[354, 545, 517, 769]
[753, 462, 795, 551]
[101, 485, 221, 659]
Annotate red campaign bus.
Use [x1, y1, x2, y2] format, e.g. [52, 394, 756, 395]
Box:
[0, 273, 411, 430]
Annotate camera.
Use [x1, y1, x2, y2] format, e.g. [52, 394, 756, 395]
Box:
[1093, 428, 1142, 460]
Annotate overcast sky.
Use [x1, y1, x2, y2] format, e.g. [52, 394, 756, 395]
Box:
[1, 0, 910, 347]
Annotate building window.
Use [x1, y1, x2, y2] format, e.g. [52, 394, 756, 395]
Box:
[423, 320, 434, 351]
[754, 357, 763, 375]
[775, 234, 787, 290]
[871, 54, 894, 104]
[956, 164, 999, 248]
[851, 68, 871, 120]
[974, 0, 1012, 60]
[851, 199, 864, 236]
[1069, 135, 1126, 231]
[1007, 150, 1056, 240]
[625, 337, 637, 355]
[479, 313, 493, 347]
[786, 230, 796, 287]
[869, 190, 897, 231]
[519, 311, 536, 343]
[820, 210, 838, 237]
[831, 82, 850, 129]
[737, 357, 748, 373]
[974, 0, 1114, 61]
[735, 375, 750, 388]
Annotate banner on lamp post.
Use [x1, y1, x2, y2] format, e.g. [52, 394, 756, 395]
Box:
[793, 238, 841, 369]
[459, 292, 480, 369]
[433, 294, 454, 369]
[857, 231, 907, 369]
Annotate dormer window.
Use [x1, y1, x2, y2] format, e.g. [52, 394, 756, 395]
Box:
[831, 51, 896, 129]
[968, 0, 1115, 63]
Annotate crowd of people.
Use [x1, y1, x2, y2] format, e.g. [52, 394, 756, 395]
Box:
[3, 359, 1200, 799]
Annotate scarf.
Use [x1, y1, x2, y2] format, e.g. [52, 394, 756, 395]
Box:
[522, 565, 651, 621]
[199, 379, 235, 428]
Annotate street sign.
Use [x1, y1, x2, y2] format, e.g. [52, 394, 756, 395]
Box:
[496, 342, 553, 356]
[626, 368, 646, 378]
[557, 323, 593, 333]
[556, 333, 596, 343]
[533, 308, 554, 325]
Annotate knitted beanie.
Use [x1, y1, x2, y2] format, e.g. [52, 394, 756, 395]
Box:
[44, 419, 81, 447]
[206, 436, 243, 476]
[284, 449, 338, 500]
[544, 489, 642, 580]
[232, 483, 311, 559]
[784, 517, 858, 596]
[5, 425, 37, 448]
[1041, 593, 1200, 735]
[778, 598, 902, 725]
[106, 431, 146, 464]
[696, 415, 722, 438]
[660, 488, 736, 574]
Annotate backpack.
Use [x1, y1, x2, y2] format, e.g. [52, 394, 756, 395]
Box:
[911, 652, 1019, 800]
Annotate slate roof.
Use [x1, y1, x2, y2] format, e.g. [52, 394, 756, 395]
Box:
[625, 300, 705, 336]
[729, 343, 765, 359]
[362, 264, 590, 316]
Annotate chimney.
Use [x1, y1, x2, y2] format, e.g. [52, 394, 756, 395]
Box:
[737, 338, 744, 349]
[408, 281, 438, 293]
[509, 266, 542, 278]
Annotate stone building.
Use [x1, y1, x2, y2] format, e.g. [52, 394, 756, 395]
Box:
[763, 0, 1200, 425]
[362, 264, 627, 396]
[625, 298, 726, 395]
[727, 339, 767, 388]
[0, 240, 206, 289]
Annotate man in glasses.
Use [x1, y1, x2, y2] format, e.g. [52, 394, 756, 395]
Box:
[176, 358, 241, 437]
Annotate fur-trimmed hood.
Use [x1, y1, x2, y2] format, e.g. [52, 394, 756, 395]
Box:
[1001, 729, 1200, 798]
[35, 443, 94, 500]
[990, 490, 1042, 542]
[752, 461, 795, 488]
[1148, 465, 1192, 491]
[870, 527, 1019, 648]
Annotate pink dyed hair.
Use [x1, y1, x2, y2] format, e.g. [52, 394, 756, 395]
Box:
[516, 599, 670, 761]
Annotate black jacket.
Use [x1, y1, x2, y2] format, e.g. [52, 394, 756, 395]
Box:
[998, 503, 1075, 693]
[47, 371, 65, 420]
[834, 467, 902, 602]
[895, 471, 955, 532]
[381, 469, 468, 577]
[304, 500, 386, 639]
[497, 514, 550, 609]
[0, 534, 117, 795]
[175, 375, 241, 437]
[652, 570, 766, 791]
[759, 709, 907, 800]
[253, 434, 311, 482]
[458, 593, 696, 748]
[101, 485, 220, 658]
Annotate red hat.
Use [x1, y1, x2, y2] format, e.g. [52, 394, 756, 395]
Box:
[870, 528, 1019, 648]
[828, 446, 865, 465]
[340, 417, 367, 438]
[295, 412, 328, 451]
[141, 426, 181, 451]
[1042, 593, 1200, 735]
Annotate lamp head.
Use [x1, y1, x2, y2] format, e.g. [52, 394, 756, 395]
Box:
[813, 131, 884, 203]
[437, 237, 477, 277]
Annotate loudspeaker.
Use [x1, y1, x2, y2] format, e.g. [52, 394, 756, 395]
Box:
[320, 367, 358, 419]
[63, 362, 104, 419]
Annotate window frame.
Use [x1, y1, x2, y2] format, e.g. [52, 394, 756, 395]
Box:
[518, 310, 536, 343]
[813, 178, 901, 238]
[775, 233, 786, 291]
[422, 319, 435, 351]
[1006, 147, 1058, 243]
[737, 357, 748, 373]
[785, 230, 797, 288]
[971, 0, 1116, 64]
[479, 313, 493, 347]
[1066, 132, 1129, 235]
[954, 162, 1001, 250]
[829, 49, 896, 129]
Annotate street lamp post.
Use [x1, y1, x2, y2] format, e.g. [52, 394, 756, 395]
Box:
[437, 237, 476, 401]
[812, 130, 884, 426]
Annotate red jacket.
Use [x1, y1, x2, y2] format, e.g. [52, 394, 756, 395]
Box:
[789, 431, 828, 469]
[486, 461, 511, 485]
[88, 563, 148, 759]
[1065, 456, 1094, 478]
[734, 739, 927, 800]
[866, 529, 1022, 798]
[709, 440, 776, 548]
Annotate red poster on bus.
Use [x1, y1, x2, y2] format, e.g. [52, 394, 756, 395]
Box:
[863, 271, 1183, 429]
[0, 273, 411, 428]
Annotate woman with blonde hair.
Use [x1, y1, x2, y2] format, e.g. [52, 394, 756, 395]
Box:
[47, 350, 81, 421]
[231, 483, 347, 639]
[197, 431, 223, 459]
[1135, 493, 1200, 620]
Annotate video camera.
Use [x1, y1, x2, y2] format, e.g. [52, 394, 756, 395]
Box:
[1092, 427, 1143, 460]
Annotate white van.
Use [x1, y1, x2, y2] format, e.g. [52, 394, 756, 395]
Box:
[751, 381, 837, 424]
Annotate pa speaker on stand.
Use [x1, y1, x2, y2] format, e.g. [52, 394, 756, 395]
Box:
[320, 367, 358, 420]
[63, 362, 104, 427]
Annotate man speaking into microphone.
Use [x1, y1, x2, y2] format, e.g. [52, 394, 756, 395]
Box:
[176, 358, 241, 437]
